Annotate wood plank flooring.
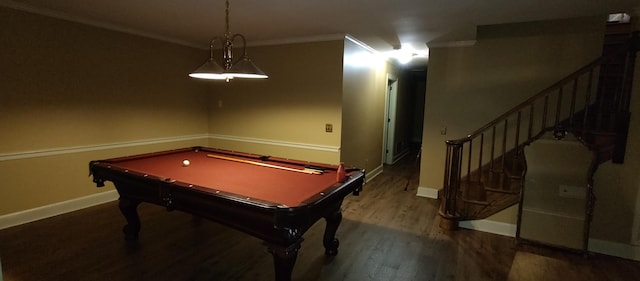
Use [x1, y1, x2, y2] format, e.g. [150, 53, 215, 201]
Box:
[2, 152, 639, 281]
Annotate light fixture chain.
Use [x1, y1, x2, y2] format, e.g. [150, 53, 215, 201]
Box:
[188, 0, 268, 80]
[225, 0, 230, 37]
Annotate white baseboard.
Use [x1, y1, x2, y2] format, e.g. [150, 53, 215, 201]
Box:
[390, 149, 411, 165]
[0, 162, 381, 230]
[588, 238, 640, 261]
[416, 186, 440, 199]
[0, 190, 119, 230]
[4, 187, 640, 263]
[458, 219, 640, 261]
[1, 160, 381, 230]
[459, 219, 518, 237]
[365, 164, 384, 183]
[0, 134, 341, 230]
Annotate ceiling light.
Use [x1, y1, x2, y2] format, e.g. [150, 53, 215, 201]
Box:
[396, 52, 415, 64]
[189, 0, 268, 82]
[384, 44, 428, 65]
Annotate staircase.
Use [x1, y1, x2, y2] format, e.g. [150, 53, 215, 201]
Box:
[439, 29, 639, 230]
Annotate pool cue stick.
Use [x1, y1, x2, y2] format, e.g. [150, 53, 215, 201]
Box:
[207, 154, 323, 175]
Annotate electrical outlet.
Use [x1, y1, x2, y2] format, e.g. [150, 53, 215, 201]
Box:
[558, 184, 586, 199]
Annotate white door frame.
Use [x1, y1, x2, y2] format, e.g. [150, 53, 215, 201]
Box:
[383, 74, 398, 164]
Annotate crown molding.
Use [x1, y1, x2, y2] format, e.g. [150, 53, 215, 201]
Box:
[249, 33, 347, 47]
[1, 2, 354, 51]
[0, 0, 204, 49]
[427, 40, 477, 48]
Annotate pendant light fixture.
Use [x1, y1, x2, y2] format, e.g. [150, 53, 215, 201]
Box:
[189, 0, 268, 81]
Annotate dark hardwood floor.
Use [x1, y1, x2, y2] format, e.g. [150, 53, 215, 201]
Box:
[2, 152, 640, 281]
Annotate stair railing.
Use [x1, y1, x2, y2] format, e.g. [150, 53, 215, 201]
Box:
[440, 33, 639, 224]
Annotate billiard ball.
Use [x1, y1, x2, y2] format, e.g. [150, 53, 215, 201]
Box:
[182, 159, 190, 167]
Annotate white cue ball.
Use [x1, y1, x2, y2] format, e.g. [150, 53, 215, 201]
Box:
[182, 159, 190, 166]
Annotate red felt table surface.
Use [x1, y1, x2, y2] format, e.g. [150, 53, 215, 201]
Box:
[111, 150, 340, 207]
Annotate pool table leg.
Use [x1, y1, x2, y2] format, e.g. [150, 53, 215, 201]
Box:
[118, 196, 141, 241]
[323, 202, 343, 256]
[268, 242, 301, 281]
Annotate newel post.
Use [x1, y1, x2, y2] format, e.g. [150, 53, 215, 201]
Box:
[612, 31, 639, 163]
[439, 140, 463, 230]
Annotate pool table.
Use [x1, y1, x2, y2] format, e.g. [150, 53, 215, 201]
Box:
[89, 147, 365, 281]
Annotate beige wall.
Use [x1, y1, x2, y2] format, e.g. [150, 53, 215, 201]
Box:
[421, 16, 605, 193]
[340, 38, 389, 174]
[0, 7, 209, 215]
[207, 40, 345, 164]
[0, 7, 391, 219]
[206, 37, 391, 174]
[422, 15, 640, 248]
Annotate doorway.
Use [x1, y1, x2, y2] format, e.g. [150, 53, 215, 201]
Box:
[382, 69, 427, 166]
[384, 76, 398, 164]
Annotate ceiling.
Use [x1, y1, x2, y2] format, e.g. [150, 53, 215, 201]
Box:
[2, 0, 638, 68]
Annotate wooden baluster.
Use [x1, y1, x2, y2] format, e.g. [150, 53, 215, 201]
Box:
[467, 140, 472, 185]
[478, 134, 484, 183]
[514, 111, 521, 159]
[501, 119, 508, 189]
[583, 69, 594, 133]
[443, 143, 452, 192]
[490, 126, 496, 175]
[466, 140, 474, 202]
[542, 95, 549, 131]
[569, 78, 578, 127]
[555, 86, 563, 127]
[528, 103, 534, 140]
[597, 63, 607, 130]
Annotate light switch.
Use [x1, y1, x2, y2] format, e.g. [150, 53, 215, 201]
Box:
[325, 123, 333, 133]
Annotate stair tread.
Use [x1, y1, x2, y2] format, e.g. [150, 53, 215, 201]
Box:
[441, 34, 636, 223]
